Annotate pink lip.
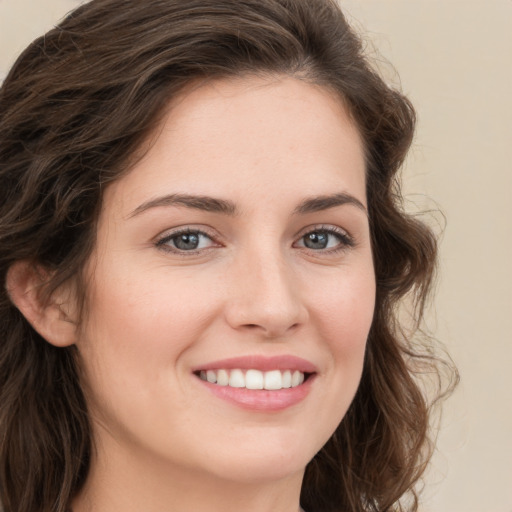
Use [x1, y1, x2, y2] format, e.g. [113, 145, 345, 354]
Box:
[192, 355, 318, 373]
[192, 355, 317, 412]
[197, 378, 315, 411]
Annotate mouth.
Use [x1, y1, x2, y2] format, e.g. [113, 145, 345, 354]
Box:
[195, 368, 311, 390]
[192, 356, 317, 411]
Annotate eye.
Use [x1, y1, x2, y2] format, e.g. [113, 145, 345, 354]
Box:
[156, 229, 217, 253]
[295, 227, 354, 252]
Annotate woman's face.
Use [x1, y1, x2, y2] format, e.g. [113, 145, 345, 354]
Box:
[77, 76, 375, 485]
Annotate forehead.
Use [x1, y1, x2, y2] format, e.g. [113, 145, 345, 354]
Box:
[158, 75, 362, 159]
[104, 75, 367, 217]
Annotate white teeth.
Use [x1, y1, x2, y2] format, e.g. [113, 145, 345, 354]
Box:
[291, 370, 303, 387]
[216, 369, 229, 386]
[229, 369, 245, 388]
[282, 370, 292, 388]
[198, 369, 307, 390]
[245, 369, 264, 390]
[264, 370, 282, 390]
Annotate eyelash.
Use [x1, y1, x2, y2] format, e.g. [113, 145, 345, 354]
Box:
[156, 227, 218, 255]
[155, 225, 355, 255]
[294, 225, 355, 254]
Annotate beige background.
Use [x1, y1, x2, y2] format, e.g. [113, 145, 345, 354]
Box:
[1, 1, 511, 511]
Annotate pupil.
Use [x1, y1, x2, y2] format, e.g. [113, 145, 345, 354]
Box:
[305, 232, 328, 249]
[175, 233, 199, 250]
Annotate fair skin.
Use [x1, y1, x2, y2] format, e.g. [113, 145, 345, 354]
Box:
[9, 76, 375, 512]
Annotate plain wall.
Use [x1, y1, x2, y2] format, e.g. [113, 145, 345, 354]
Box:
[1, 1, 511, 511]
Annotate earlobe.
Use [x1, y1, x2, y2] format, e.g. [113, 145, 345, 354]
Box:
[6, 261, 77, 347]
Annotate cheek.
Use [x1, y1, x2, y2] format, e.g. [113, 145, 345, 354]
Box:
[77, 265, 225, 387]
[298, 268, 375, 446]
[307, 266, 375, 389]
[312, 269, 375, 342]
[76, 273, 220, 428]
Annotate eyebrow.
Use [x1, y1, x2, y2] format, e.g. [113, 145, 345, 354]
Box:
[293, 193, 367, 215]
[128, 191, 366, 219]
[128, 193, 238, 218]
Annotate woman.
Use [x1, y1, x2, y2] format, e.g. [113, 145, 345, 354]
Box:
[0, 1, 453, 511]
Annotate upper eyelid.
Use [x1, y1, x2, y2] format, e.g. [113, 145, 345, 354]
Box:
[293, 223, 353, 240]
[155, 225, 219, 242]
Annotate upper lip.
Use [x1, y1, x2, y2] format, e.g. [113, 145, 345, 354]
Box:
[192, 355, 318, 373]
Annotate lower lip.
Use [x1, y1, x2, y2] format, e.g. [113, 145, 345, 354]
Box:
[196, 376, 314, 412]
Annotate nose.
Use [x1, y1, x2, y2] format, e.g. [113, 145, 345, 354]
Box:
[223, 248, 309, 339]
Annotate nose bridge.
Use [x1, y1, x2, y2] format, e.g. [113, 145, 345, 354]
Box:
[225, 240, 306, 337]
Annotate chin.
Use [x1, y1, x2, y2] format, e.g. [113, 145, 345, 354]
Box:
[208, 453, 307, 485]
[192, 430, 321, 485]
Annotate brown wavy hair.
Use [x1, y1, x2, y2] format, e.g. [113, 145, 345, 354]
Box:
[0, 1, 455, 511]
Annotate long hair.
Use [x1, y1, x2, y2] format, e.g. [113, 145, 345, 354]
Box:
[0, 1, 456, 510]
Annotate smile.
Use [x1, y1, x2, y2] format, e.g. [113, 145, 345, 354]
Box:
[193, 355, 317, 411]
[198, 369, 306, 390]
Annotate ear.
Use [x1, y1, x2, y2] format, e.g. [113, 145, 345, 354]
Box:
[6, 261, 77, 347]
